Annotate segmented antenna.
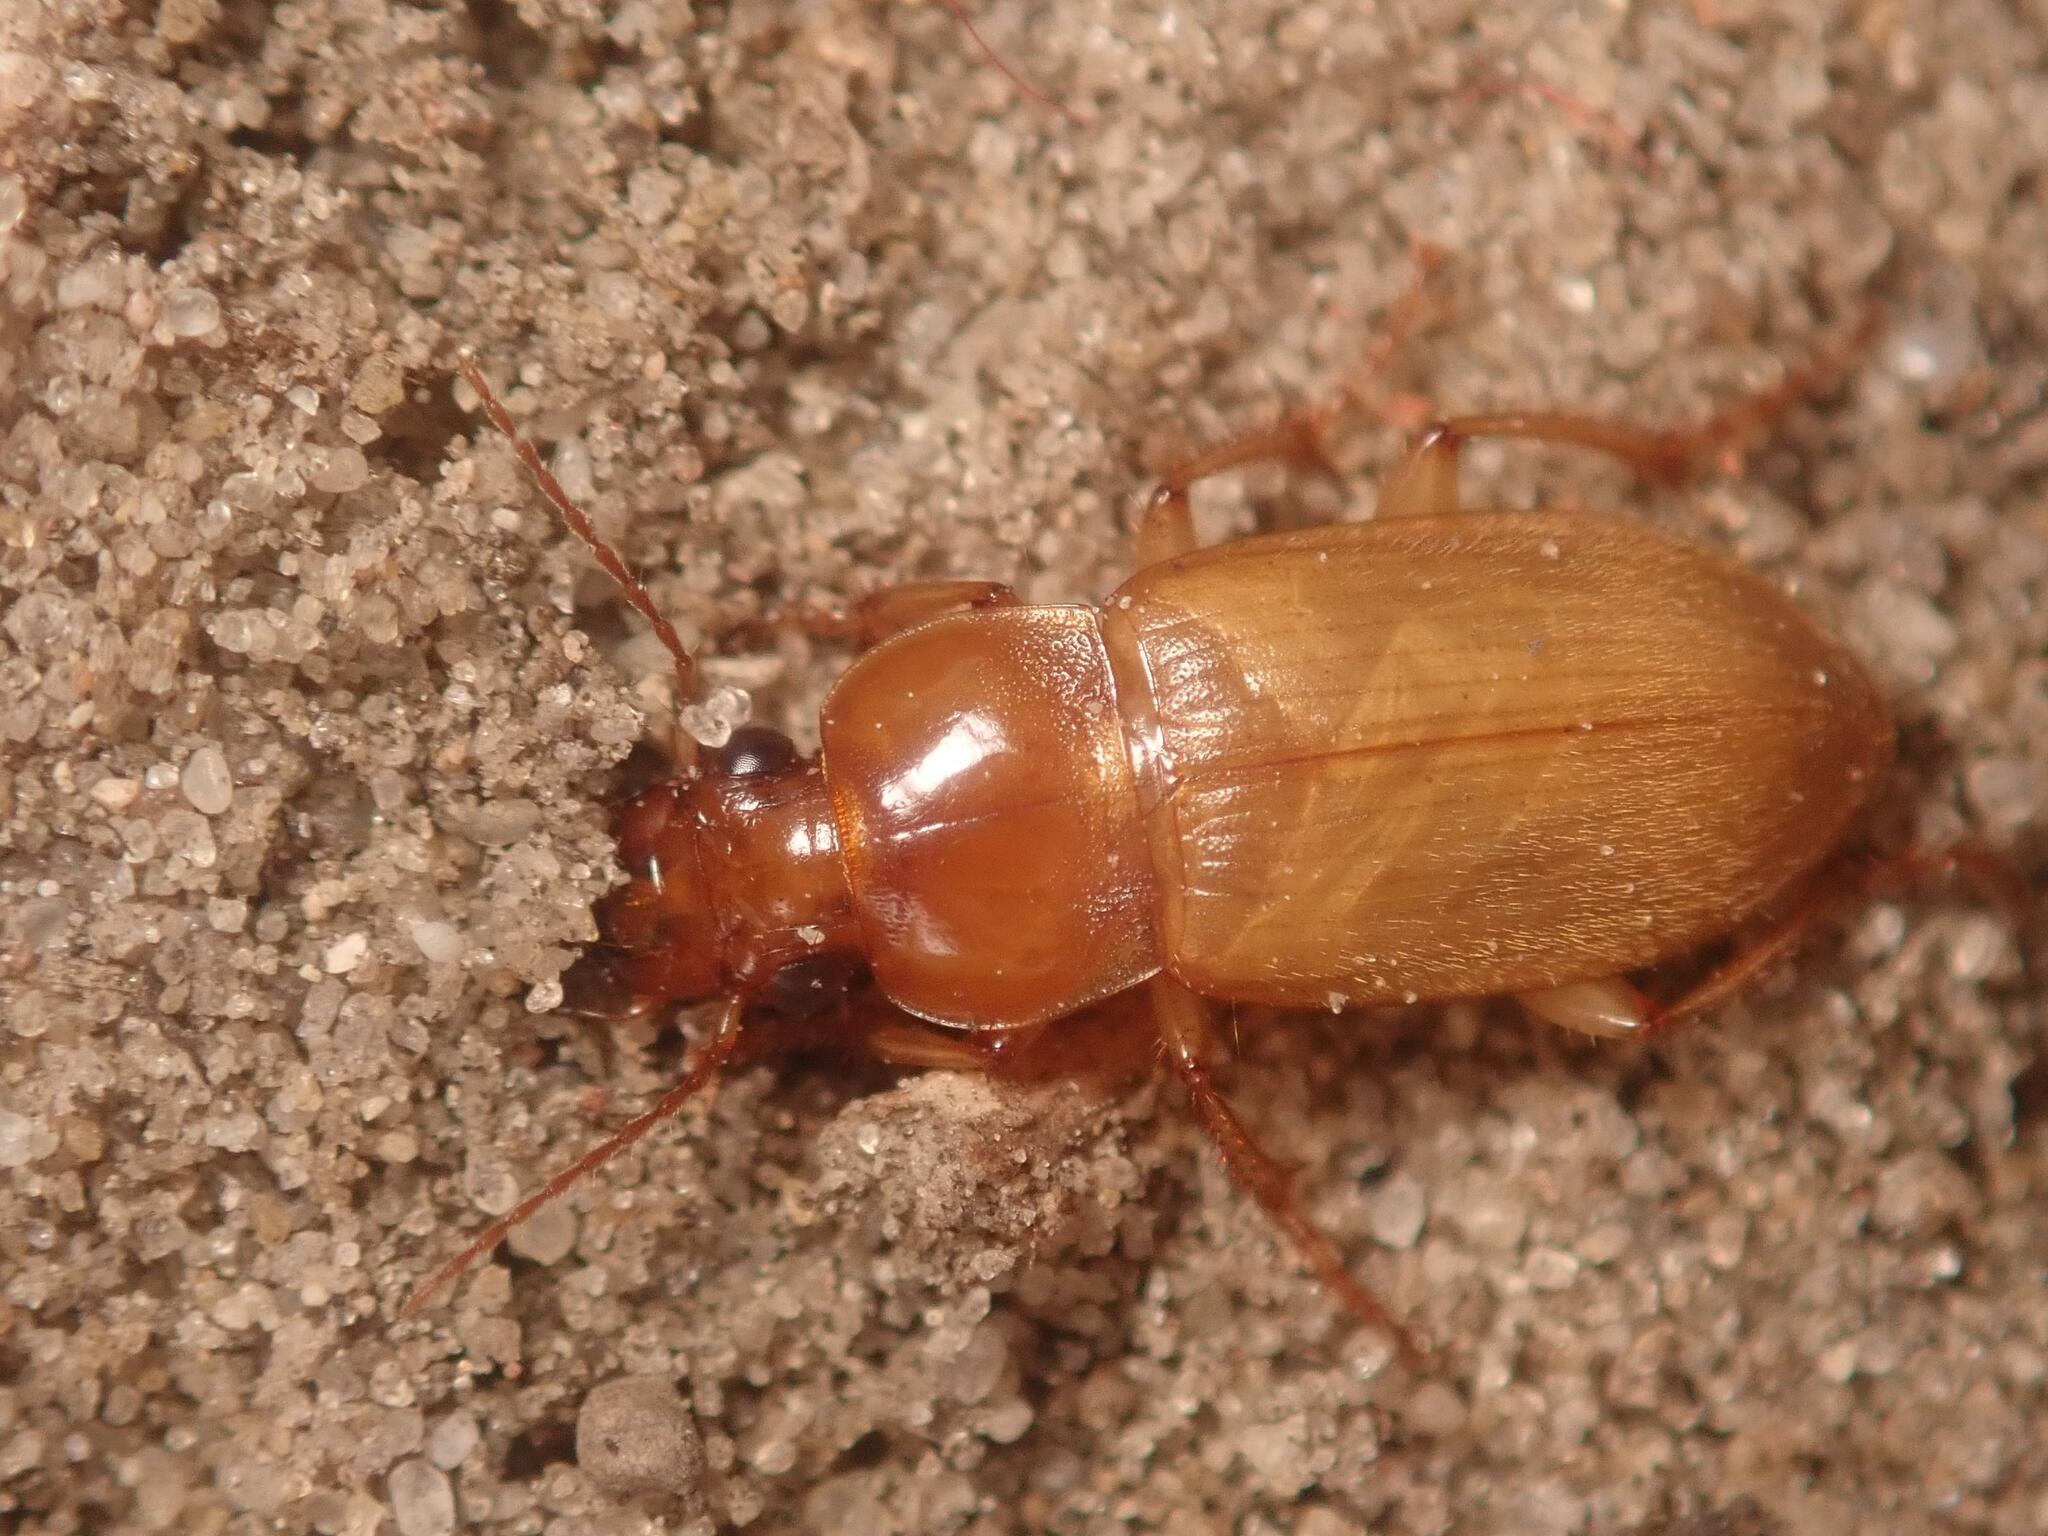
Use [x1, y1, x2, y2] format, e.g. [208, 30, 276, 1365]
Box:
[455, 353, 698, 705]
[939, 0, 1088, 126]
[402, 994, 747, 1316]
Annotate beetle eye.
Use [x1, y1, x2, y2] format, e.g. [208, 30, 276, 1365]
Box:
[709, 725, 800, 779]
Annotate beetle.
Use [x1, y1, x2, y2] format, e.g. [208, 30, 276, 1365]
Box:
[404, 319, 1904, 1358]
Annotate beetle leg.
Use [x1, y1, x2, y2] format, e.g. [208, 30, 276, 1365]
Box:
[1149, 976, 1424, 1363]
[1137, 414, 1336, 564]
[1523, 837, 2030, 1044]
[1136, 249, 1451, 564]
[1377, 308, 1882, 517]
[729, 580, 1019, 654]
[1516, 976, 1655, 1039]
[847, 580, 1019, 649]
[1376, 424, 1467, 519]
[854, 1015, 1051, 1072]
[1636, 839, 2034, 1037]
[851, 1000, 1164, 1086]
[1518, 874, 1855, 1043]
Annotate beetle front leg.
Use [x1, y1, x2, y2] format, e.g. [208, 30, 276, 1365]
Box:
[1150, 976, 1424, 1363]
[852, 999, 1164, 1085]
[853, 1014, 1049, 1071]
[846, 580, 1018, 649]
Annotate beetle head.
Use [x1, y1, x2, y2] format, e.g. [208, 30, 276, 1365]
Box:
[595, 726, 863, 1015]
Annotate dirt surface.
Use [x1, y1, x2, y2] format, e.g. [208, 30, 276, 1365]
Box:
[3, 1, 2046, 1532]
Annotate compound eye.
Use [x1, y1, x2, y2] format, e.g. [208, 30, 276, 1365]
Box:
[709, 725, 800, 779]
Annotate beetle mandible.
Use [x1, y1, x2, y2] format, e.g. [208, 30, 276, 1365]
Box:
[406, 309, 1899, 1358]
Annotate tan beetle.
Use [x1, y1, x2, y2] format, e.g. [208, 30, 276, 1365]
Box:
[404, 302, 2006, 1361]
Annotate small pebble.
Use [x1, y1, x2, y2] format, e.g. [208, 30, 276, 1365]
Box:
[206, 897, 249, 933]
[323, 932, 369, 974]
[1368, 1172, 1427, 1250]
[464, 1158, 519, 1217]
[387, 1458, 454, 1536]
[577, 1376, 704, 1500]
[1524, 1246, 1580, 1291]
[90, 777, 141, 810]
[1404, 1381, 1468, 1438]
[424, 1414, 479, 1472]
[505, 1197, 577, 1266]
[309, 444, 369, 494]
[408, 919, 463, 964]
[679, 685, 751, 749]
[162, 286, 221, 338]
[0, 1111, 40, 1169]
[180, 745, 233, 815]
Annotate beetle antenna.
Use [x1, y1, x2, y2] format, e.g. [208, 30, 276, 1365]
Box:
[401, 995, 748, 1317]
[455, 352, 698, 705]
[938, 0, 1089, 127]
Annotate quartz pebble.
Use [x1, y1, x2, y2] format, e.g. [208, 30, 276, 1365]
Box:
[1368, 1172, 1428, 1249]
[180, 745, 233, 814]
[504, 1196, 577, 1266]
[408, 919, 462, 964]
[424, 1414, 479, 1471]
[162, 286, 220, 337]
[387, 1459, 454, 1536]
[0, 1111, 42, 1169]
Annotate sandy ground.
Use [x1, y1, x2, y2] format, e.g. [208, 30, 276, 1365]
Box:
[3, 0, 2046, 1532]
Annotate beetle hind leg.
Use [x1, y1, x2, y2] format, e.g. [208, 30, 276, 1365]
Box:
[1516, 976, 1657, 1039]
[1519, 836, 2030, 1045]
[1519, 864, 1856, 1044]
[1149, 977, 1424, 1363]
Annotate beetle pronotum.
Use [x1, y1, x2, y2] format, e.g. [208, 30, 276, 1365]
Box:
[407, 304, 1935, 1359]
